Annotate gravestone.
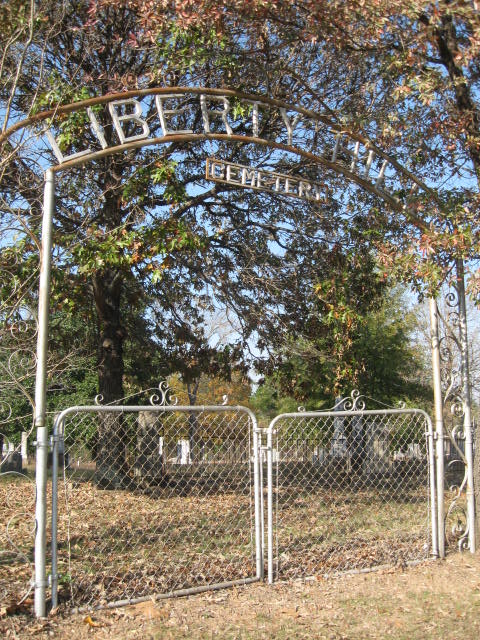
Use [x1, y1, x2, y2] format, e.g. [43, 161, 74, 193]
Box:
[1, 451, 22, 473]
[134, 411, 165, 484]
[21, 431, 28, 462]
[177, 439, 191, 465]
[330, 399, 348, 458]
[363, 417, 391, 476]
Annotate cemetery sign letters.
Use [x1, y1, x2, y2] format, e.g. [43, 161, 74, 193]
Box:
[206, 157, 326, 204]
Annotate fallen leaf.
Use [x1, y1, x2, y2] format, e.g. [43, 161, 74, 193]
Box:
[131, 600, 169, 620]
[83, 615, 102, 627]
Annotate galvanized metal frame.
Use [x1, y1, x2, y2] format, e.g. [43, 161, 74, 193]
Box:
[50, 403, 263, 611]
[429, 298, 446, 558]
[33, 169, 55, 617]
[266, 408, 438, 584]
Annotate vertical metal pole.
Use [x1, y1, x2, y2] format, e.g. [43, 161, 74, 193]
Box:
[50, 415, 60, 609]
[267, 427, 273, 584]
[34, 169, 55, 617]
[258, 432, 264, 565]
[252, 424, 263, 580]
[429, 297, 445, 557]
[456, 258, 476, 552]
[426, 414, 439, 558]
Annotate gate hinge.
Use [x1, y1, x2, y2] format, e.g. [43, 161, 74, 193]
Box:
[34, 578, 49, 589]
[33, 440, 49, 450]
[48, 573, 58, 587]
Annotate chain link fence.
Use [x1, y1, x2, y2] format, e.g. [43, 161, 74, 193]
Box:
[266, 408, 436, 582]
[51, 405, 261, 611]
[2, 400, 441, 616]
[1, 431, 37, 612]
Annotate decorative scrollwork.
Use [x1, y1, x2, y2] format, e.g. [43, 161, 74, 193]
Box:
[446, 468, 469, 551]
[345, 390, 366, 411]
[0, 431, 11, 463]
[438, 336, 460, 364]
[330, 390, 409, 412]
[450, 397, 465, 419]
[0, 403, 13, 425]
[92, 381, 180, 407]
[445, 289, 459, 310]
[331, 390, 366, 411]
[150, 380, 178, 407]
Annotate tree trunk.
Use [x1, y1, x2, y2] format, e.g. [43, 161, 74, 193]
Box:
[92, 267, 129, 488]
[187, 381, 200, 462]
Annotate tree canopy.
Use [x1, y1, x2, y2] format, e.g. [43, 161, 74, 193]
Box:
[1, 0, 479, 451]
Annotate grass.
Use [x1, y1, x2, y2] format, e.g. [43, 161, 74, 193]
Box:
[10, 551, 475, 640]
[53, 478, 256, 607]
[274, 481, 430, 580]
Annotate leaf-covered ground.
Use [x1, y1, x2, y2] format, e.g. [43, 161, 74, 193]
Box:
[1, 468, 432, 614]
[4, 466, 471, 640]
[2, 552, 480, 639]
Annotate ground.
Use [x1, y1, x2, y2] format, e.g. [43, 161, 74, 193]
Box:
[2, 551, 480, 639]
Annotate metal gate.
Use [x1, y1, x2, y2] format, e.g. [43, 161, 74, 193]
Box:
[264, 403, 437, 583]
[50, 403, 262, 610]
[47, 397, 438, 612]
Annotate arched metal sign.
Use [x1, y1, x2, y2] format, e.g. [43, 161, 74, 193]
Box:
[3, 87, 436, 217]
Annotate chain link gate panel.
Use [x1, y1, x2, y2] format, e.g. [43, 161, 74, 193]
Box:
[266, 407, 437, 583]
[50, 405, 262, 611]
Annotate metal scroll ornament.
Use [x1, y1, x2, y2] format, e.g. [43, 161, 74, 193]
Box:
[94, 380, 178, 407]
[332, 390, 366, 411]
[149, 380, 178, 407]
[437, 283, 472, 552]
[331, 389, 405, 412]
[446, 467, 469, 551]
[444, 411, 469, 550]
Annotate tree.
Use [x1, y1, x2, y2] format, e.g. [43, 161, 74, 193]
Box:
[4, 1, 374, 485]
[253, 285, 431, 416]
[4, 1, 472, 492]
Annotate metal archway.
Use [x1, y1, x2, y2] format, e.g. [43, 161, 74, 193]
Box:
[1, 86, 474, 615]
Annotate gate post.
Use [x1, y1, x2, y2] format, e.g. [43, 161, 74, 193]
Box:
[252, 421, 264, 581]
[34, 169, 55, 617]
[429, 297, 445, 558]
[267, 426, 273, 584]
[455, 259, 476, 552]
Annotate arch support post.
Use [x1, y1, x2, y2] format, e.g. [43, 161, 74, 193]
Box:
[455, 258, 476, 553]
[34, 169, 55, 617]
[429, 297, 445, 557]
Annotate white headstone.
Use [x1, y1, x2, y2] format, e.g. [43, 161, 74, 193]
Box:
[21, 432, 28, 461]
[178, 439, 190, 465]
